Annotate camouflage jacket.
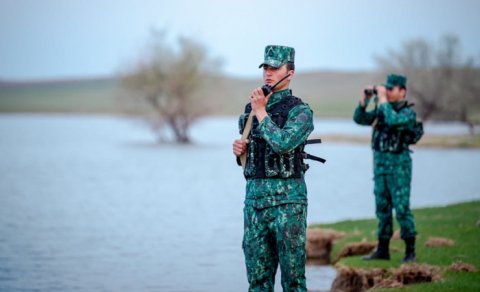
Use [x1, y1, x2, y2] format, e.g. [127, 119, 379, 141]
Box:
[238, 89, 314, 208]
[353, 100, 416, 174]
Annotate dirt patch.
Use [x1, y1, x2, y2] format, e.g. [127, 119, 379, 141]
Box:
[330, 264, 442, 291]
[449, 261, 478, 272]
[330, 266, 377, 292]
[425, 236, 455, 247]
[306, 228, 345, 264]
[394, 264, 442, 285]
[334, 242, 377, 263]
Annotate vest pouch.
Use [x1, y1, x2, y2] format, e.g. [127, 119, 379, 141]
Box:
[375, 125, 403, 153]
[279, 152, 296, 178]
[384, 130, 402, 152]
[264, 146, 280, 177]
[244, 139, 256, 177]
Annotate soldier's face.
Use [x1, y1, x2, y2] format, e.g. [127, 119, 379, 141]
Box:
[386, 86, 406, 102]
[262, 65, 293, 91]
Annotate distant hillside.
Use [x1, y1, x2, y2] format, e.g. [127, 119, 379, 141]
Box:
[0, 71, 383, 117]
[0, 77, 121, 114]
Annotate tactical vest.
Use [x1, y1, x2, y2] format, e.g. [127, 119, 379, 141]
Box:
[372, 102, 423, 153]
[240, 96, 308, 179]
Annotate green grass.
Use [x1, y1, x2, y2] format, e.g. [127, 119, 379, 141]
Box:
[310, 201, 480, 291]
[375, 272, 480, 292]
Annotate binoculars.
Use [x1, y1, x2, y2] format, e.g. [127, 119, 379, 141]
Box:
[364, 87, 377, 96]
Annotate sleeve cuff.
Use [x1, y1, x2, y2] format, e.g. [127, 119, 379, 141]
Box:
[257, 115, 273, 134]
[357, 102, 367, 111]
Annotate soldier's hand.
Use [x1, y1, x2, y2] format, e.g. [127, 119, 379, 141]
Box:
[233, 139, 249, 156]
[361, 85, 375, 107]
[376, 85, 387, 104]
[250, 87, 272, 122]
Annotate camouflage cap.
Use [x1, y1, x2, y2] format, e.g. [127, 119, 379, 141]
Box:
[384, 74, 407, 89]
[258, 45, 295, 69]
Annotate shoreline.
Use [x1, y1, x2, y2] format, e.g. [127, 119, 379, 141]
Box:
[319, 133, 480, 148]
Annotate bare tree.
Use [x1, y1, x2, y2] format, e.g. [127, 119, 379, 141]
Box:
[375, 35, 480, 133]
[121, 30, 222, 143]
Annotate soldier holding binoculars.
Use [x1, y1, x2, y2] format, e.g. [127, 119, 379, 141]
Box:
[354, 74, 421, 263]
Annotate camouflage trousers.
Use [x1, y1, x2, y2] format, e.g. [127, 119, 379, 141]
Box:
[374, 165, 417, 240]
[243, 203, 307, 292]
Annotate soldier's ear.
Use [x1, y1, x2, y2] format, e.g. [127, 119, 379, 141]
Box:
[287, 70, 294, 80]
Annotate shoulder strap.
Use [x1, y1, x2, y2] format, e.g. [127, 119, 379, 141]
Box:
[268, 96, 304, 114]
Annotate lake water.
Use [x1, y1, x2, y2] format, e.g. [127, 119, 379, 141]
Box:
[0, 114, 479, 292]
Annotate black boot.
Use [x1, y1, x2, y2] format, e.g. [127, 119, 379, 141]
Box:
[362, 238, 390, 260]
[403, 237, 416, 263]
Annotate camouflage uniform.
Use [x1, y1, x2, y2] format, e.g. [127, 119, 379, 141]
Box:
[238, 45, 313, 291]
[353, 75, 417, 242]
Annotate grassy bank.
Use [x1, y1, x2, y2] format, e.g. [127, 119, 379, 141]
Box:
[310, 201, 480, 291]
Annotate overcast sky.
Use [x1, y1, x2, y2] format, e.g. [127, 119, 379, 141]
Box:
[1, 0, 479, 80]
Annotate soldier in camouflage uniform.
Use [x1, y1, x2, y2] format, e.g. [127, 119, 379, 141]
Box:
[232, 45, 313, 291]
[353, 74, 418, 263]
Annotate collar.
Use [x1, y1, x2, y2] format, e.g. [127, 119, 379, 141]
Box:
[390, 100, 408, 111]
[267, 89, 292, 108]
